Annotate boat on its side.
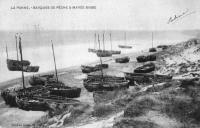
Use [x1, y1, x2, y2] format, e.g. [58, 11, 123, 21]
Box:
[134, 62, 155, 73]
[81, 64, 108, 73]
[115, 56, 130, 63]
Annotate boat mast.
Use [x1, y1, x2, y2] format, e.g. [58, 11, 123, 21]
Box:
[98, 34, 104, 78]
[15, 33, 19, 60]
[110, 33, 112, 51]
[5, 44, 8, 59]
[124, 32, 127, 45]
[94, 33, 96, 49]
[102, 32, 105, 51]
[152, 32, 154, 48]
[51, 41, 59, 83]
[18, 35, 25, 89]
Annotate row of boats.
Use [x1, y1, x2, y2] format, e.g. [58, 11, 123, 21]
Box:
[1, 32, 172, 113]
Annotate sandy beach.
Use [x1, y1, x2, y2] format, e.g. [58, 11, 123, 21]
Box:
[1, 37, 200, 128]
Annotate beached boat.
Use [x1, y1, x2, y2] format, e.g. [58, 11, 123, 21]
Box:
[136, 54, 156, 63]
[96, 50, 112, 57]
[83, 78, 129, 92]
[134, 62, 155, 73]
[115, 56, 130, 63]
[86, 74, 126, 81]
[125, 72, 172, 85]
[29, 74, 55, 86]
[157, 45, 168, 50]
[118, 45, 132, 49]
[110, 50, 121, 54]
[81, 64, 108, 73]
[16, 96, 49, 111]
[118, 32, 132, 49]
[149, 47, 157, 52]
[7, 59, 30, 71]
[88, 48, 97, 53]
[49, 86, 81, 98]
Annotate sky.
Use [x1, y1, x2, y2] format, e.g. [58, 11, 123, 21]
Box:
[0, 0, 200, 31]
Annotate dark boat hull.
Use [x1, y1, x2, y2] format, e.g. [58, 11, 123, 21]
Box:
[134, 63, 155, 73]
[83, 78, 129, 92]
[115, 56, 130, 63]
[118, 45, 132, 49]
[49, 87, 81, 98]
[149, 48, 157, 52]
[110, 50, 121, 54]
[96, 51, 112, 57]
[81, 64, 109, 73]
[136, 54, 156, 63]
[16, 96, 49, 111]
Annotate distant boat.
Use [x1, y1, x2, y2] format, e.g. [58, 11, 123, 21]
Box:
[109, 33, 121, 54]
[149, 32, 157, 52]
[118, 32, 132, 49]
[88, 33, 98, 53]
[96, 33, 112, 57]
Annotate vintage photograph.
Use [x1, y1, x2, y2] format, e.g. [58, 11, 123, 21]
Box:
[0, 0, 200, 127]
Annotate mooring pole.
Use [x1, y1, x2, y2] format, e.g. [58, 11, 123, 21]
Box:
[15, 33, 19, 60]
[19, 35, 25, 89]
[94, 33, 96, 49]
[51, 41, 59, 83]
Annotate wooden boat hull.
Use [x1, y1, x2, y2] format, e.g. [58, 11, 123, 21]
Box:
[111, 50, 121, 54]
[118, 45, 132, 49]
[125, 72, 172, 85]
[96, 51, 112, 57]
[7, 59, 39, 72]
[81, 64, 108, 73]
[88, 48, 97, 53]
[149, 48, 157, 52]
[134, 63, 155, 73]
[115, 56, 130, 63]
[137, 54, 156, 63]
[49, 87, 81, 98]
[16, 96, 49, 111]
[83, 78, 129, 92]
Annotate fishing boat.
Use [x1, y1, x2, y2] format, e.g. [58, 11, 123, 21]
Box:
[134, 62, 155, 73]
[49, 86, 81, 98]
[81, 64, 108, 73]
[96, 33, 112, 57]
[136, 54, 156, 63]
[125, 72, 172, 85]
[118, 32, 132, 49]
[16, 96, 49, 111]
[149, 32, 157, 52]
[115, 56, 130, 63]
[88, 33, 98, 53]
[108, 33, 121, 54]
[83, 78, 129, 92]
[83, 38, 129, 92]
[157, 45, 168, 50]
[6, 35, 39, 72]
[29, 74, 54, 86]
